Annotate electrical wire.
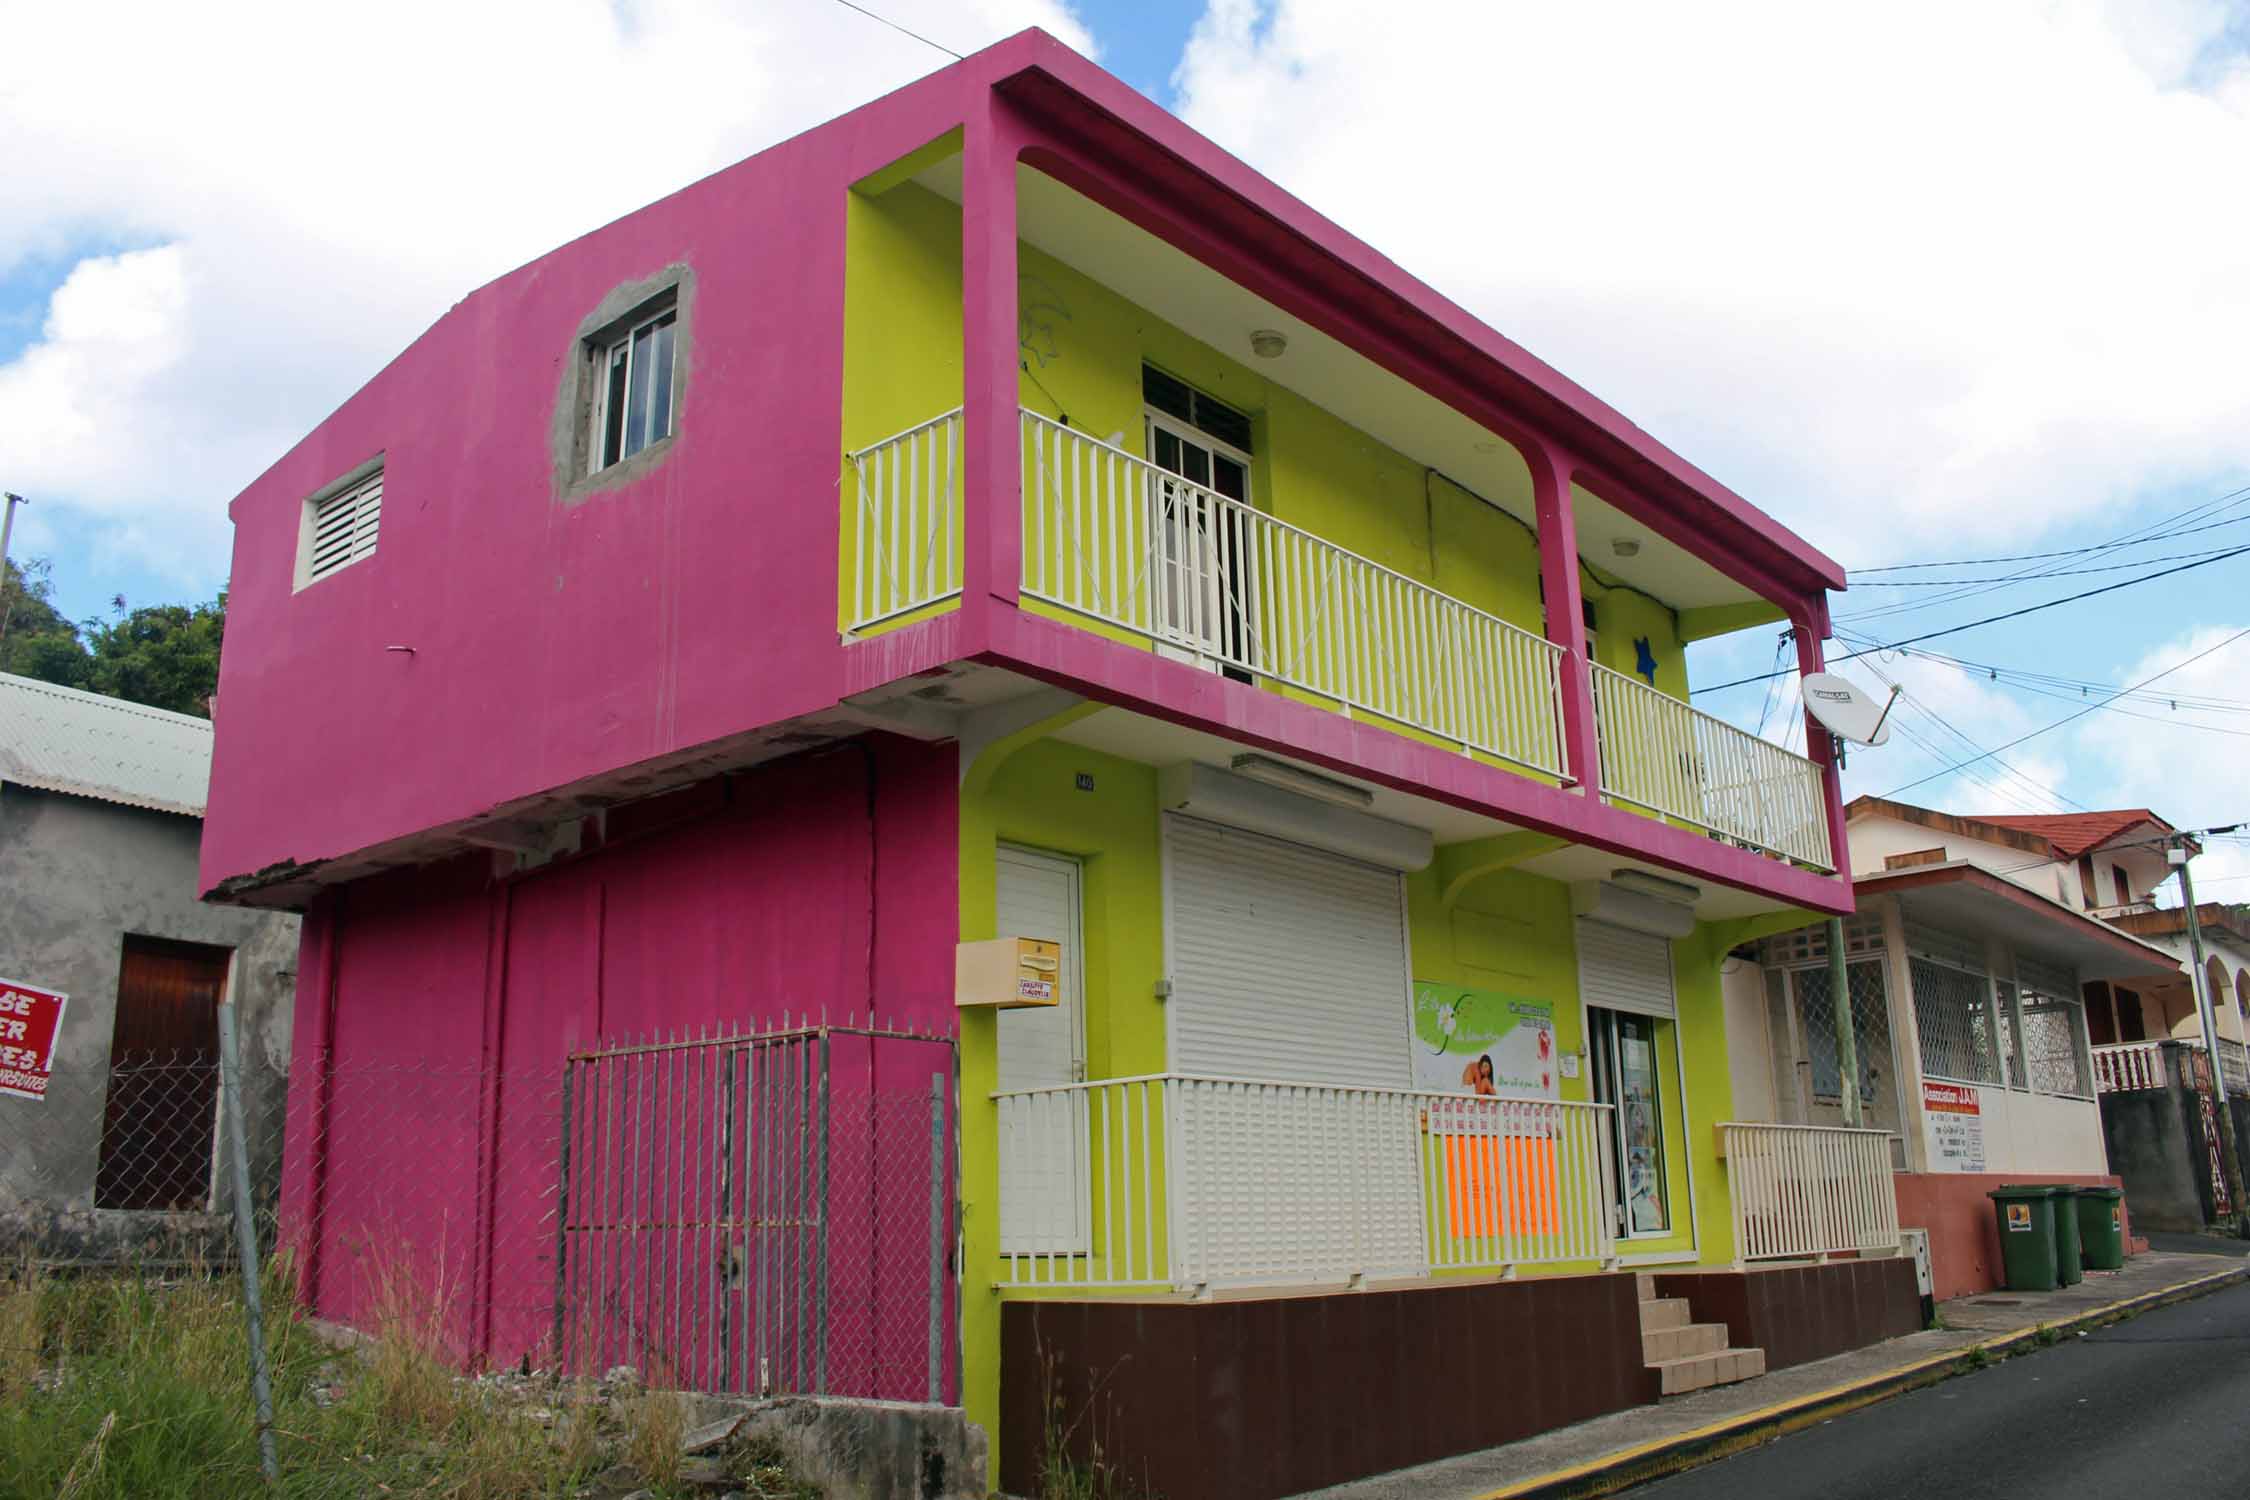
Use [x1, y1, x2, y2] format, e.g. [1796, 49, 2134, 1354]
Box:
[1876, 627, 2250, 800]
[1692, 545, 2250, 695]
[820, 0, 963, 58]
[1840, 486, 2250, 624]
[1847, 505, 2250, 574]
[1845, 544, 2250, 586]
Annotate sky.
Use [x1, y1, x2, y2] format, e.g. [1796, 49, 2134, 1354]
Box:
[6, 0, 2250, 896]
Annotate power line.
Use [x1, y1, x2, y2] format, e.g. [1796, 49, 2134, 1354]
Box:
[1843, 655, 2086, 813]
[1839, 487, 2250, 624]
[1845, 638, 2250, 714]
[1845, 544, 2250, 586]
[1876, 627, 2250, 800]
[1848, 496, 2250, 574]
[1693, 544, 2250, 695]
[820, 0, 963, 58]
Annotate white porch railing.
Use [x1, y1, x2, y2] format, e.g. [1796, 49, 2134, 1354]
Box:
[1019, 412, 1571, 779]
[2091, 1041, 2168, 1093]
[1590, 663, 1834, 870]
[844, 408, 963, 633]
[994, 1073, 1616, 1293]
[1718, 1122, 1899, 1263]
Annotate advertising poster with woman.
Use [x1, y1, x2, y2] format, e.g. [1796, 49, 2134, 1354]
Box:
[1409, 982, 1557, 1101]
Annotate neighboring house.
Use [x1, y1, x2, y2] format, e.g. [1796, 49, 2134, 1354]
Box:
[198, 32, 1916, 1499]
[1730, 798, 2181, 1300]
[2093, 902, 2250, 1229]
[0, 672, 298, 1262]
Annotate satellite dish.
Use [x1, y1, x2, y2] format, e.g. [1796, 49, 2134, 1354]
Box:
[1800, 674, 1898, 747]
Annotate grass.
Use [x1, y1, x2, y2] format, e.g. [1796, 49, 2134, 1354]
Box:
[1033, 1342, 1155, 1500]
[0, 1255, 810, 1500]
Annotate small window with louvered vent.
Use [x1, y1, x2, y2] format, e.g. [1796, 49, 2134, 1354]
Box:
[296, 461, 383, 590]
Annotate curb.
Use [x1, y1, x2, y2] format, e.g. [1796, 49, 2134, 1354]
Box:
[1478, 1262, 2250, 1500]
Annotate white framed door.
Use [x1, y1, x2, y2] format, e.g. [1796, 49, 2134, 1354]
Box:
[995, 846, 1089, 1254]
[1576, 919, 1678, 1240]
[1145, 411, 1255, 681]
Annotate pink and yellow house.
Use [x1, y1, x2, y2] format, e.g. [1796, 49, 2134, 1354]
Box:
[202, 30, 1918, 1497]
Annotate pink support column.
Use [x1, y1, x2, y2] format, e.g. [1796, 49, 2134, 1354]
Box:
[960, 89, 1031, 618]
[1792, 606, 1850, 874]
[1531, 441, 1599, 790]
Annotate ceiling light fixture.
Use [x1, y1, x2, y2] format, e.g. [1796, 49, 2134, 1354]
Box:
[1249, 329, 1288, 359]
[1611, 538, 1642, 559]
[1230, 753, 1374, 808]
[1610, 867, 1702, 905]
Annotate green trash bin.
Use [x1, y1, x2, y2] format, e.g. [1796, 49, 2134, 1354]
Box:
[1989, 1185, 2061, 1291]
[2050, 1185, 2085, 1285]
[2078, 1186, 2127, 1271]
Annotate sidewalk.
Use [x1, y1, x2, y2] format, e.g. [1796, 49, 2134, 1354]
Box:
[1298, 1246, 2250, 1500]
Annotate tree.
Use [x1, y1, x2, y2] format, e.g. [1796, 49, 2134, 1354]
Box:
[0, 558, 90, 688]
[0, 561, 226, 717]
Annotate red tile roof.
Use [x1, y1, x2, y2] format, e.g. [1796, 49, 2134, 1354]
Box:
[1978, 810, 2174, 859]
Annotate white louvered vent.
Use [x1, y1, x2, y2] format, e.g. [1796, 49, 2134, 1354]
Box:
[303, 469, 382, 585]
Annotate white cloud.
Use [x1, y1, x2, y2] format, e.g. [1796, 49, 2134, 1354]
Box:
[1172, 0, 2250, 565]
[0, 0, 1093, 586]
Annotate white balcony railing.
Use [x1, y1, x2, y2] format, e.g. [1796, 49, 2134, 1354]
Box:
[2092, 1040, 2168, 1093]
[844, 407, 963, 633]
[1590, 664, 1834, 870]
[1718, 1122, 1899, 1263]
[994, 1073, 1616, 1293]
[1020, 412, 1571, 780]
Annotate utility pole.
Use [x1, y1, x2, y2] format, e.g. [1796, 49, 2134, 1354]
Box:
[0, 492, 23, 641]
[1827, 917, 1862, 1128]
[2174, 842, 2245, 1227]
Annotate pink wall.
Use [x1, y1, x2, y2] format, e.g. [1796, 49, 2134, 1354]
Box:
[1894, 1171, 2132, 1303]
[206, 31, 1850, 919]
[278, 736, 958, 1388]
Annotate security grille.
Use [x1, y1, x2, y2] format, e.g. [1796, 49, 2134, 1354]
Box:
[1794, 961, 1894, 1105]
[1760, 913, 1885, 968]
[1909, 956, 2001, 1085]
[2016, 956, 2093, 1097]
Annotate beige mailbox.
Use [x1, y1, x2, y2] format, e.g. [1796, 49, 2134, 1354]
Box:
[955, 937, 1063, 1010]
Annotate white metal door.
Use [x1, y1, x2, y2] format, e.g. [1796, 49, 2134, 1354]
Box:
[996, 846, 1088, 1254]
[1163, 814, 1425, 1285]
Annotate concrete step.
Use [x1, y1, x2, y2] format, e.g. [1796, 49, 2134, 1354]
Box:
[1634, 1272, 1658, 1301]
[1639, 1296, 1693, 1333]
[1641, 1322, 1727, 1364]
[1652, 1346, 1768, 1397]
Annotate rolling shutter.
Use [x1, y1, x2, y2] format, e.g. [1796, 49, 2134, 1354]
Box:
[1163, 813, 1424, 1285]
[1575, 918, 1676, 1020]
[1165, 813, 1413, 1086]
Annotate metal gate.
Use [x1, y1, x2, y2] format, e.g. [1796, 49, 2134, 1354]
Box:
[554, 1023, 956, 1401]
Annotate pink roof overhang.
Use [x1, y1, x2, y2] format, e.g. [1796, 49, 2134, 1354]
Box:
[958, 31, 1845, 607]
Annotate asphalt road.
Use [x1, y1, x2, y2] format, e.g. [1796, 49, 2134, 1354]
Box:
[1628, 1278, 2250, 1499]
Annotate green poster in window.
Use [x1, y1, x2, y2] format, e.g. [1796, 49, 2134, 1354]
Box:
[1411, 982, 1558, 1101]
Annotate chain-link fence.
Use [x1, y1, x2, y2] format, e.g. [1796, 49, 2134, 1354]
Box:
[0, 1018, 959, 1409]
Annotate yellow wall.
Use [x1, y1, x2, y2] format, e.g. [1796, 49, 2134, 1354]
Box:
[837, 174, 1689, 702]
[956, 724, 1744, 1450]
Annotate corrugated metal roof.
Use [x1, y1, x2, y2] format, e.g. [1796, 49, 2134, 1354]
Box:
[0, 672, 212, 817]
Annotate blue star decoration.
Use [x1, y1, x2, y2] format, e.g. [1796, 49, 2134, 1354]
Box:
[1634, 636, 1658, 686]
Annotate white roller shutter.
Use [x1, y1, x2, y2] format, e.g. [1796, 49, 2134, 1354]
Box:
[1165, 814, 1414, 1086]
[1576, 918, 1677, 1020]
[1163, 814, 1423, 1286]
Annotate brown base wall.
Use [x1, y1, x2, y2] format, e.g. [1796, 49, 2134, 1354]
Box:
[1893, 1172, 2130, 1302]
[999, 1275, 1654, 1500]
[1653, 1259, 1922, 1372]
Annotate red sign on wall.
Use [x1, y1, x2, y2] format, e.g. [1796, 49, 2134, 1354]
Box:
[0, 978, 69, 1102]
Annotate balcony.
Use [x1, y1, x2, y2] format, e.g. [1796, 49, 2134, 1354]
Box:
[2097, 1037, 2250, 1096]
[993, 1074, 1616, 1293]
[844, 405, 1837, 872]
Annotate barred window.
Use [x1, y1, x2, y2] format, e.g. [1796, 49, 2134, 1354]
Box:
[2016, 956, 2092, 1097]
[1794, 961, 1893, 1103]
[1909, 955, 2002, 1085]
